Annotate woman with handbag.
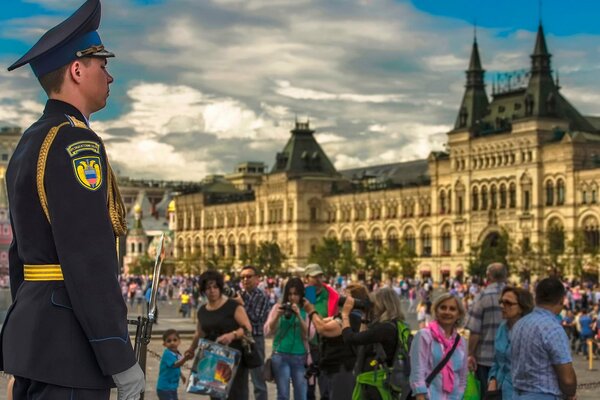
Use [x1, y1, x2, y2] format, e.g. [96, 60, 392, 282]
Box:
[409, 293, 468, 400]
[184, 270, 252, 400]
[486, 287, 534, 400]
[263, 277, 310, 400]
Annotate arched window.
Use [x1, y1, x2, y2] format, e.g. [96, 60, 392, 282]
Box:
[356, 230, 367, 257]
[137, 243, 143, 254]
[472, 187, 479, 211]
[546, 181, 554, 206]
[387, 229, 399, 253]
[439, 191, 447, 214]
[441, 225, 452, 256]
[404, 228, 416, 254]
[557, 179, 565, 205]
[509, 183, 516, 208]
[500, 184, 507, 208]
[481, 186, 488, 210]
[491, 185, 498, 209]
[583, 217, 600, 253]
[130, 242, 135, 254]
[421, 227, 432, 257]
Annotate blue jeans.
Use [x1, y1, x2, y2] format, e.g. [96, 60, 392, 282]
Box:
[249, 335, 268, 400]
[513, 391, 561, 400]
[157, 389, 178, 400]
[272, 352, 307, 400]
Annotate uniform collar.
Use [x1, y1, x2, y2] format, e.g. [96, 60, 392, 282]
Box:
[43, 99, 88, 126]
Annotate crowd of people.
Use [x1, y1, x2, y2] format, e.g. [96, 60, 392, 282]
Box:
[136, 262, 592, 400]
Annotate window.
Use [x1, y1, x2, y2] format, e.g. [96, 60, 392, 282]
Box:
[491, 185, 497, 209]
[441, 226, 452, 256]
[583, 190, 588, 204]
[524, 190, 530, 211]
[509, 183, 516, 208]
[481, 186, 488, 210]
[137, 243, 143, 253]
[545, 181, 554, 206]
[557, 179, 565, 205]
[457, 195, 463, 215]
[404, 228, 416, 254]
[421, 229, 432, 257]
[500, 184, 507, 208]
[472, 187, 479, 211]
[310, 207, 318, 222]
[439, 191, 446, 214]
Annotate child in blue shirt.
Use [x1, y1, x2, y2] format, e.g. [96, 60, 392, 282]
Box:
[157, 329, 192, 400]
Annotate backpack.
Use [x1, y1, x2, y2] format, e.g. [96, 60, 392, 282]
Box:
[353, 320, 412, 400]
[386, 320, 413, 397]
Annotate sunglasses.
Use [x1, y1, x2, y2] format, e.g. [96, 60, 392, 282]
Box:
[499, 299, 518, 307]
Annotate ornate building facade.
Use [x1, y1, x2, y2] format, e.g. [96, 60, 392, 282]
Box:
[174, 26, 600, 280]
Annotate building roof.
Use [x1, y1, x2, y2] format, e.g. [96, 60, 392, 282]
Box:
[339, 159, 430, 189]
[270, 121, 338, 177]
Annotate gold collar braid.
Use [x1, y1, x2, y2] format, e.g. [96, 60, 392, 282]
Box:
[37, 120, 128, 237]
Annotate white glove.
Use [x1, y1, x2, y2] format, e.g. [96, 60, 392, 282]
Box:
[112, 363, 145, 400]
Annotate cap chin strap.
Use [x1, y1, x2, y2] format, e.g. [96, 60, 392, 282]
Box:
[76, 44, 105, 57]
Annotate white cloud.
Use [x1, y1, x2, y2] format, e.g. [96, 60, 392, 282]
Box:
[1, 0, 598, 180]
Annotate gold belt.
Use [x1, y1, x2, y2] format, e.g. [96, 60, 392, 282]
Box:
[24, 264, 64, 281]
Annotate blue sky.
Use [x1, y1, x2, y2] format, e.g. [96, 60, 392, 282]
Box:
[1, 0, 599, 180]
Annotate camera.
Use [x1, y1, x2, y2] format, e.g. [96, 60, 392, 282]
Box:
[304, 363, 320, 380]
[338, 296, 370, 310]
[280, 302, 294, 319]
[223, 286, 239, 298]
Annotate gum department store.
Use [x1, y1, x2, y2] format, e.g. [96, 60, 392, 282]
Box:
[0, 26, 598, 281]
[173, 26, 600, 281]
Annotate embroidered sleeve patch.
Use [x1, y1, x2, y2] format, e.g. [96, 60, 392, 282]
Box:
[72, 156, 103, 190]
[66, 141, 101, 157]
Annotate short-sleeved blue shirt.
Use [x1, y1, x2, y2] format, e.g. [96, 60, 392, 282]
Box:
[511, 307, 572, 396]
[157, 349, 182, 391]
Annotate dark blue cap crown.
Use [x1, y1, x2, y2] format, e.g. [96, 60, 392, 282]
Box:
[7, 0, 114, 78]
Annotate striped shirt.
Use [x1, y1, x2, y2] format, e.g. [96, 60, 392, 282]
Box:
[510, 307, 572, 396]
[464, 282, 504, 366]
[241, 287, 271, 337]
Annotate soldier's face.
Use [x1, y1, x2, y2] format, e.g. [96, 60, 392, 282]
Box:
[81, 57, 113, 113]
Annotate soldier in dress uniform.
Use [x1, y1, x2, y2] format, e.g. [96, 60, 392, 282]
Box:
[1, 1, 145, 399]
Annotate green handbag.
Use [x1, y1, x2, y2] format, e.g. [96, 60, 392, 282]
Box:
[463, 371, 481, 400]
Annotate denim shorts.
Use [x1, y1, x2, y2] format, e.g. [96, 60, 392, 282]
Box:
[157, 389, 178, 400]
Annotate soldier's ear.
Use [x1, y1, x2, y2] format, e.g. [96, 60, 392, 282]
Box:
[69, 60, 84, 83]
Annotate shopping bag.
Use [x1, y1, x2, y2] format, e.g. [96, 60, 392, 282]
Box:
[463, 371, 481, 400]
[186, 339, 241, 398]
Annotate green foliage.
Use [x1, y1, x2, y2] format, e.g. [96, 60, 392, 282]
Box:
[545, 224, 566, 276]
[128, 254, 154, 276]
[177, 252, 202, 275]
[308, 237, 357, 277]
[468, 230, 510, 278]
[255, 241, 287, 276]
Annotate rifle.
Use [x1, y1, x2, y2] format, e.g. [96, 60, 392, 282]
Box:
[129, 233, 165, 399]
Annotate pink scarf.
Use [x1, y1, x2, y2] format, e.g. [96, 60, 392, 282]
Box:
[427, 320, 455, 394]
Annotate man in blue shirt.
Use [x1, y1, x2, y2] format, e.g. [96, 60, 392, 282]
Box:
[511, 278, 577, 400]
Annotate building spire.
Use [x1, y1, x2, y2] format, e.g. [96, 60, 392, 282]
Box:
[454, 38, 489, 131]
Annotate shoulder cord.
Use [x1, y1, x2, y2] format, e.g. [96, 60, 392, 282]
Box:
[36, 127, 127, 237]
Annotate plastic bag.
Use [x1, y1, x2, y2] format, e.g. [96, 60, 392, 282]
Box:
[463, 371, 481, 400]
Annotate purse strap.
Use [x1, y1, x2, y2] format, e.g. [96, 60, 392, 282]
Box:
[425, 333, 461, 386]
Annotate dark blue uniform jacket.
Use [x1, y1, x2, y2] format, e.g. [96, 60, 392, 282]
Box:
[0, 99, 136, 388]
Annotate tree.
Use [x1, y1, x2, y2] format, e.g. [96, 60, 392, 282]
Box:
[308, 237, 358, 277]
[566, 229, 586, 278]
[397, 241, 418, 279]
[545, 224, 566, 276]
[308, 237, 344, 277]
[468, 230, 510, 278]
[360, 240, 383, 280]
[177, 252, 202, 275]
[128, 254, 154, 276]
[255, 241, 287, 276]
